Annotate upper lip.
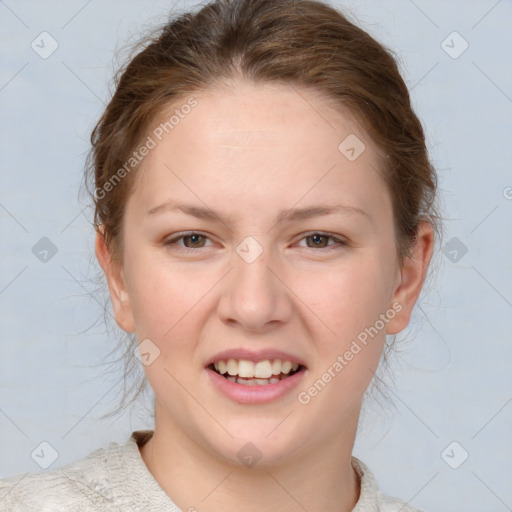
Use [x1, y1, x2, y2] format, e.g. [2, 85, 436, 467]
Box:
[205, 348, 307, 368]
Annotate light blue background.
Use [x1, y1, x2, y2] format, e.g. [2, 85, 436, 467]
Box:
[1, 1, 511, 511]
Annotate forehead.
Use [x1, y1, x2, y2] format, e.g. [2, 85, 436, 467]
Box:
[129, 80, 389, 219]
[168, 80, 367, 149]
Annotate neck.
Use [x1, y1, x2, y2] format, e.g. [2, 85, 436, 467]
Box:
[139, 411, 361, 512]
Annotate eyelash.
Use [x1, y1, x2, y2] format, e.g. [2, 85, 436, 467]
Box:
[163, 232, 348, 252]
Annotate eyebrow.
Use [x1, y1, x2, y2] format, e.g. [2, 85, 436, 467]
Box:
[147, 199, 370, 224]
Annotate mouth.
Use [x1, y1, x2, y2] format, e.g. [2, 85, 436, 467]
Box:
[207, 358, 305, 386]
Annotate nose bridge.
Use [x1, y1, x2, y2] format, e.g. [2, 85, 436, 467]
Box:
[217, 238, 292, 330]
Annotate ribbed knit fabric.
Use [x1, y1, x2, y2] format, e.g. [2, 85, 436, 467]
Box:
[0, 430, 422, 511]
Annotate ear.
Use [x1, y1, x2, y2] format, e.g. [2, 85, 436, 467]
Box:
[386, 221, 435, 335]
[95, 227, 136, 333]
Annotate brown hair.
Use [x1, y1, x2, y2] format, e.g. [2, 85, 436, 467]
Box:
[85, 0, 441, 415]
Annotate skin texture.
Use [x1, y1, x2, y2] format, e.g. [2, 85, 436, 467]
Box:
[96, 80, 434, 512]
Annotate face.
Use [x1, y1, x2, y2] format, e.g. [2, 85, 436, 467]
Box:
[97, 80, 432, 467]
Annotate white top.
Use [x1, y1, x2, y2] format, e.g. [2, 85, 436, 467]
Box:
[0, 430, 423, 511]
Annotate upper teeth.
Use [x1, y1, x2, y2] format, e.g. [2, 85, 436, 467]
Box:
[214, 359, 299, 378]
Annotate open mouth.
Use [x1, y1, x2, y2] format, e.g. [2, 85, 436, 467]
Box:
[208, 359, 305, 386]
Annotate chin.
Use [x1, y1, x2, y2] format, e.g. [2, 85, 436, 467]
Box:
[198, 418, 310, 469]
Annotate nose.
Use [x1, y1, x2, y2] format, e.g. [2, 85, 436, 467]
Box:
[216, 249, 293, 332]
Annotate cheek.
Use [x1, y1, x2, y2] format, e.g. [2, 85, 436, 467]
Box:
[295, 253, 395, 344]
[123, 246, 209, 342]
[125, 259, 210, 394]
[291, 250, 396, 400]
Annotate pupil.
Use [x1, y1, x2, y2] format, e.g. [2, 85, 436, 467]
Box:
[185, 234, 203, 247]
[309, 234, 327, 248]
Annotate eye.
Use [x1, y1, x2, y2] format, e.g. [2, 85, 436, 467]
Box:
[163, 231, 347, 252]
[298, 232, 347, 249]
[164, 232, 213, 250]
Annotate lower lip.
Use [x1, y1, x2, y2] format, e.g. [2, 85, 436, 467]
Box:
[205, 366, 306, 405]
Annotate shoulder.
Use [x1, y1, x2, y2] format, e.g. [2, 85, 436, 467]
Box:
[0, 434, 135, 512]
[352, 457, 426, 512]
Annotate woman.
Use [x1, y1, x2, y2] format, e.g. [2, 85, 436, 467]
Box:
[0, 0, 439, 510]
